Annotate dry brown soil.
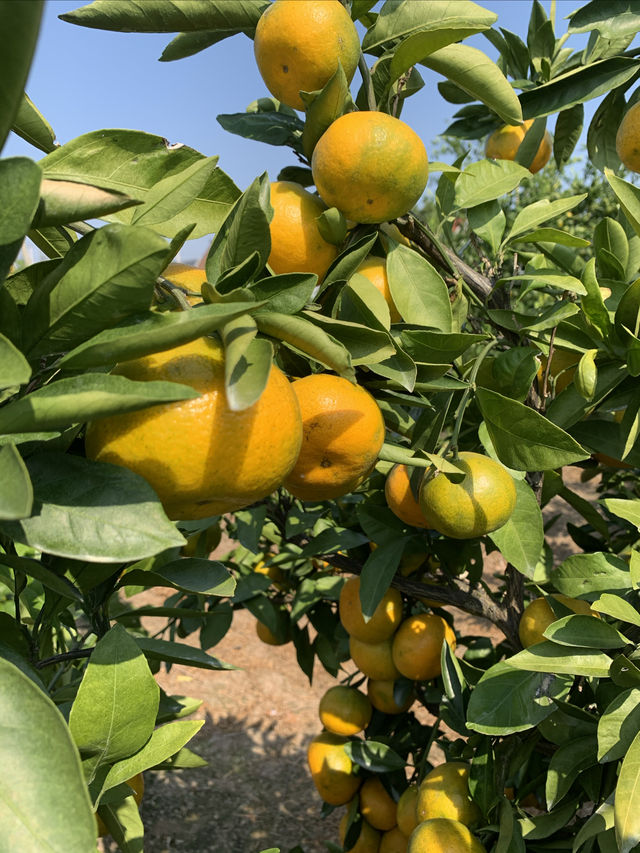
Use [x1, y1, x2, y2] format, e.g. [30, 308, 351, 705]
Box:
[100, 468, 597, 853]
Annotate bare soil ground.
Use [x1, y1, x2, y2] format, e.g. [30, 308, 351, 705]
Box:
[101, 468, 597, 853]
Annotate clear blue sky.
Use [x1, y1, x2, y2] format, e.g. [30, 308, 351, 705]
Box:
[5, 1, 602, 260]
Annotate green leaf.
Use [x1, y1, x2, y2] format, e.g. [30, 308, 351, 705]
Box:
[41, 129, 239, 239]
[588, 88, 625, 173]
[400, 330, 487, 364]
[33, 178, 141, 229]
[580, 258, 612, 339]
[96, 793, 142, 853]
[546, 736, 596, 809]
[553, 552, 632, 598]
[22, 223, 170, 359]
[131, 155, 219, 227]
[506, 195, 587, 244]
[0, 444, 32, 520]
[344, 739, 405, 772]
[568, 1, 640, 37]
[0, 373, 199, 434]
[508, 641, 612, 677]
[0, 1, 43, 154]
[11, 92, 56, 154]
[604, 499, 640, 530]
[615, 730, 640, 852]
[466, 660, 572, 735]
[0, 657, 96, 853]
[217, 105, 304, 154]
[250, 273, 316, 315]
[61, 0, 268, 32]
[598, 688, 640, 762]
[122, 559, 235, 597]
[488, 478, 543, 578]
[520, 57, 640, 119]
[423, 43, 522, 125]
[256, 311, 354, 378]
[592, 593, 640, 627]
[206, 173, 271, 285]
[386, 242, 452, 331]
[99, 720, 203, 801]
[0, 332, 31, 390]
[573, 800, 615, 852]
[554, 103, 584, 169]
[359, 539, 406, 619]
[520, 801, 580, 841]
[28, 224, 76, 259]
[477, 387, 589, 471]
[59, 302, 262, 369]
[135, 637, 235, 671]
[301, 64, 351, 160]
[0, 157, 42, 244]
[69, 624, 159, 766]
[222, 316, 273, 411]
[0, 552, 81, 600]
[543, 614, 631, 649]
[0, 453, 185, 561]
[467, 200, 505, 255]
[453, 159, 530, 211]
[161, 30, 245, 62]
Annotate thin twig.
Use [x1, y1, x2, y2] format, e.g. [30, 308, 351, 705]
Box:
[36, 648, 92, 669]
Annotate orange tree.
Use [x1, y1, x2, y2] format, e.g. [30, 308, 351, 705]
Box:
[4, 1, 640, 852]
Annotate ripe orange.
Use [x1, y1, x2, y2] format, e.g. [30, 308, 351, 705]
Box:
[385, 464, 429, 528]
[256, 619, 290, 646]
[408, 818, 486, 853]
[312, 111, 429, 224]
[380, 826, 409, 853]
[616, 101, 640, 172]
[253, 0, 360, 111]
[268, 181, 339, 282]
[367, 678, 416, 715]
[85, 337, 303, 520]
[350, 635, 401, 681]
[339, 576, 403, 643]
[319, 685, 372, 736]
[307, 732, 362, 805]
[354, 256, 401, 323]
[340, 814, 381, 853]
[392, 614, 456, 681]
[161, 262, 206, 306]
[283, 374, 385, 501]
[417, 762, 481, 826]
[254, 558, 288, 592]
[418, 452, 517, 539]
[360, 776, 398, 831]
[485, 119, 552, 174]
[397, 784, 420, 837]
[519, 594, 595, 648]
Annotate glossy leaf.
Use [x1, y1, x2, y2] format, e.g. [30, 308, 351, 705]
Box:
[257, 311, 355, 377]
[508, 641, 612, 677]
[0, 657, 96, 853]
[553, 552, 632, 598]
[0, 444, 32, 521]
[41, 129, 239, 239]
[131, 155, 219, 227]
[60, 0, 268, 32]
[59, 301, 261, 369]
[301, 64, 351, 160]
[453, 159, 530, 210]
[0, 453, 186, 561]
[135, 637, 235, 671]
[604, 499, 640, 530]
[11, 92, 56, 153]
[506, 194, 587, 244]
[359, 538, 406, 619]
[598, 688, 640, 762]
[217, 106, 304, 154]
[477, 387, 588, 470]
[568, 1, 640, 37]
[222, 316, 273, 411]
[544, 614, 630, 649]
[0, 373, 199, 434]
[344, 739, 405, 772]
[0, 157, 42, 244]
[488, 478, 543, 578]
[69, 624, 159, 766]
[592, 593, 640, 627]
[0, 332, 31, 390]
[467, 200, 505, 255]
[615, 730, 640, 852]
[546, 736, 596, 809]
[466, 660, 572, 735]
[387, 242, 451, 331]
[0, 0, 43, 153]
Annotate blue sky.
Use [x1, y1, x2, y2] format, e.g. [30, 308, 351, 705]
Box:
[5, 1, 602, 260]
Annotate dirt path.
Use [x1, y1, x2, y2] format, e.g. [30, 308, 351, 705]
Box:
[102, 467, 597, 853]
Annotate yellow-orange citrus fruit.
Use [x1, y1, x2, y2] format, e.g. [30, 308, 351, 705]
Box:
[319, 685, 373, 736]
[519, 594, 595, 648]
[340, 814, 381, 853]
[537, 348, 580, 394]
[350, 635, 401, 681]
[367, 678, 416, 715]
[408, 818, 486, 853]
[380, 826, 409, 853]
[268, 181, 339, 282]
[161, 262, 206, 306]
[417, 762, 481, 826]
[312, 111, 429, 224]
[254, 558, 288, 592]
[485, 119, 552, 174]
[284, 374, 385, 501]
[616, 101, 640, 173]
[354, 256, 401, 323]
[256, 619, 290, 646]
[385, 464, 429, 528]
[307, 732, 362, 805]
[392, 614, 456, 681]
[360, 776, 398, 831]
[97, 773, 144, 835]
[419, 452, 516, 539]
[85, 337, 303, 520]
[340, 576, 403, 643]
[397, 784, 420, 837]
[254, 0, 360, 112]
